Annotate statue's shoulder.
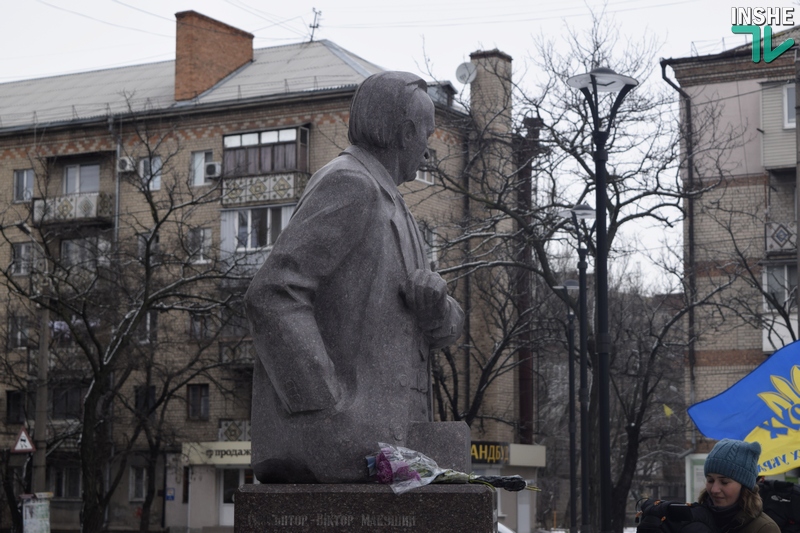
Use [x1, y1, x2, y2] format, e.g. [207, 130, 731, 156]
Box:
[303, 150, 383, 201]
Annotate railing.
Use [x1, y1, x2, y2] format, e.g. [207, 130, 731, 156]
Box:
[766, 221, 797, 254]
[218, 419, 251, 442]
[33, 192, 114, 224]
[220, 339, 255, 366]
[221, 172, 307, 206]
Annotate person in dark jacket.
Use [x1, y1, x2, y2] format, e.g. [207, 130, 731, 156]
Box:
[698, 439, 779, 533]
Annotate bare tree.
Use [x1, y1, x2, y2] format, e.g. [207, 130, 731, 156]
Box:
[0, 110, 254, 532]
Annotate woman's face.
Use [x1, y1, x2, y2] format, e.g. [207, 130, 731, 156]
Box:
[705, 473, 743, 507]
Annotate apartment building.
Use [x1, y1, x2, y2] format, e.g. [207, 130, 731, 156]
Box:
[663, 27, 800, 496]
[0, 10, 545, 533]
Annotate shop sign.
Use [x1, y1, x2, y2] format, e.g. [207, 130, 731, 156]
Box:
[182, 441, 252, 465]
[470, 441, 510, 465]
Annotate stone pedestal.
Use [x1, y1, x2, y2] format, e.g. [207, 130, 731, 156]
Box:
[235, 483, 497, 532]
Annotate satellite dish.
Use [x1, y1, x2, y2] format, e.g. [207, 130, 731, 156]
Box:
[455, 62, 477, 84]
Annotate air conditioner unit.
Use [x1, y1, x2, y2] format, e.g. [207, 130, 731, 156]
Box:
[205, 162, 222, 179]
[117, 157, 136, 173]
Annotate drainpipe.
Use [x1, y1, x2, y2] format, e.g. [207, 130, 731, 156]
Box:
[661, 59, 697, 455]
[108, 116, 121, 246]
[462, 136, 471, 416]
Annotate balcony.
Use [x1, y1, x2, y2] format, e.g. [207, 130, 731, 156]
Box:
[221, 172, 307, 206]
[33, 192, 114, 225]
[220, 339, 255, 367]
[765, 221, 796, 254]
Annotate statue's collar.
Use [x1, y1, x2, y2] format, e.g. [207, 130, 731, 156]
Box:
[342, 145, 400, 200]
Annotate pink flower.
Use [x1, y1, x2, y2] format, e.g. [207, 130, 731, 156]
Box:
[376, 451, 394, 484]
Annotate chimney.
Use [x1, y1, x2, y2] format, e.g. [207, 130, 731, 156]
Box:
[174, 11, 254, 101]
[468, 49, 513, 135]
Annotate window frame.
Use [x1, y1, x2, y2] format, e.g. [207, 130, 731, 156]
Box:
[52, 385, 83, 420]
[129, 465, 147, 502]
[137, 232, 162, 266]
[222, 126, 309, 176]
[191, 150, 214, 186]
[6, 390, 27, 424]
[415, 148, 437, 185]
[187, 383, 209, 420]
[64, 163, 100, 195]
[50, 464, 81, 500]
[234, 206, 288, 251]
[11, 242, 32, 276]
[784, 84, 796, 129]
[764, 263, 798, 312]
[188, 227, 212, 264]
[140, 156, 162, 191]
[134, 311, 158, 345]
[61, 236, 109, 270]
[13, 169, 34, 203]
[8, 315, 29, 350]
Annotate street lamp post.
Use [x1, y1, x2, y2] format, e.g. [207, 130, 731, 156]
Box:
[558, 203, 596, 533]
[566, 67, 638, 533]
[554, 280, 579, 533]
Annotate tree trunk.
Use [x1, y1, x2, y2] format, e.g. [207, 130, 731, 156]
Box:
[80, 380, 110, 533]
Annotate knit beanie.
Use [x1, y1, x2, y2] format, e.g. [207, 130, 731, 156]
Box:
[704, 439, 761, 489]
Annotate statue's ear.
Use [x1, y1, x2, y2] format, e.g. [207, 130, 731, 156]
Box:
[398, 120, 416, 149]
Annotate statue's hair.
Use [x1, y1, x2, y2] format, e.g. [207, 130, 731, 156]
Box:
[348, 72, 428, 149]
[697, 484, 763, 518]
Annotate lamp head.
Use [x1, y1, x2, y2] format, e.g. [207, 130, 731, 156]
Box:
[558, 203, 596, 221]
[554, 280, 579, 293]
[567, 67, 639, 93]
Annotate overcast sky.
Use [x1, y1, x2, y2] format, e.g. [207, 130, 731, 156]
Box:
[2, 0, 797, 86]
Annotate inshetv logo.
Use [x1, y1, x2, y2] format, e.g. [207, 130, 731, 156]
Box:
[732, 7, 795, 63]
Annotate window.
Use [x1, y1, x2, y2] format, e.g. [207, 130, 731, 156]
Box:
[187, 384, 209, 420]
[765, 264, 798, 311]
[137, 232, 161, 266]
[64, 163, 100, 194]
[415, 149, 436, 184]
[8, 315, 29, 349]
[223, 127, 309, 176]
[785, 84, 796, 129]
[61, 237, 110, 270]
[134, 311, 158, 344]
[13, 169, 34, 202]
[134, 385, 156, 417]
[11, 242, 32, 276]
[130, 466, 147, 501]
[182, 466, 190, 504]
[191, 151, 214, 186]
[419, 222, 438, 270]
[140, 156, 162, 191]
[189, 312, 213, 340]
[50, 464, 81, 499]
[188, 227, 212, 263]
[6, 390, 27, 423]
[52, 386, 83, 419]
[235, 206, 289, 250]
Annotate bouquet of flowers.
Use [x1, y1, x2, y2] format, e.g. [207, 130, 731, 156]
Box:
[366, 443, 541, 495]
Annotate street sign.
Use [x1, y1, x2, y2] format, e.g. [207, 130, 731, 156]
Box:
[11, 428, 36, 454]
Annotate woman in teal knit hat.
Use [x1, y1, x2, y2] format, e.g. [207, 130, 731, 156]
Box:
[698, 439, 778, 533]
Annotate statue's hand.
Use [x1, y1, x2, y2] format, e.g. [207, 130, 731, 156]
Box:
[401, 269, 448, 330]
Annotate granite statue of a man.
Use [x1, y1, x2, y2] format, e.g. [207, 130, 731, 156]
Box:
[245, 72, 467, 483]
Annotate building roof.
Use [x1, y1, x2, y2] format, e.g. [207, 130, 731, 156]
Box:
[0, 39, 384, 132]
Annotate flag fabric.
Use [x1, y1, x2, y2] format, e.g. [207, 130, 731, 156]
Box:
[663, 404, 674, 417]
[688, 339, 800, 476]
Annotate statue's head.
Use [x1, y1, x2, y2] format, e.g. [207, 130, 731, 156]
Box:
[348, 72, 435, 183]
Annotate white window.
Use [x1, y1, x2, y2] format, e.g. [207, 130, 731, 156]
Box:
[765, 264, 798, 311]
[188, 227, 212, 263]
[235, 206, 291, 251]
[11, 242, 32, 276]
[785, 84, 796, 129]
[187, 383, 209, 420]
[137, 232, 161, 266]
[223, 127, 309, 175]
[8, 315, 29, 349]
[61, 237, 110, 270]
[135, 311, 158, 344]
[189, 312, 213, 341]
[415, 149, 436, 185]
[50, 464, 81, 499]
[191, 151, 213, 186]
[130, 466, 147, 501]
[13, 169, 34, 202]
[64, 163, 100, 194]
[140, 156, 162, 191]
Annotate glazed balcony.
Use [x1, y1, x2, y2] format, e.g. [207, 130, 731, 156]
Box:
[33, 192, 114, 225]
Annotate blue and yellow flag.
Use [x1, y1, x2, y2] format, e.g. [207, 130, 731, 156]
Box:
[688, 339, 800, 476]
